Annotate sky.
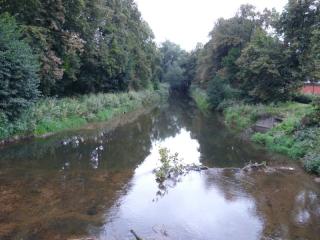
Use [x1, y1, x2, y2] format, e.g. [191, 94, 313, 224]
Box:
[135, 0, 288, 51]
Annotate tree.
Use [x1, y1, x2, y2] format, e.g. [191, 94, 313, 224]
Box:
[277, 0, 320, 80]
[0, 0, 160, 96]
[221, 47, 241, 86]
[207, 76, 229, 109]
[181, 47, 200, 92]
[236, 29, 295, 102]
[159, 41, 189, 91]
[310, 29, 320, 80]
[0, 14, 40, 119]
[195, 4, 273, 87]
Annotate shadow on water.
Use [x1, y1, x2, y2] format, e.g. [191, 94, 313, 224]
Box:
[0, 94, 319, 239]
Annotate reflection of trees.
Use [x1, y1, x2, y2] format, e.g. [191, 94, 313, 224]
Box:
[0, 109, 158, 239]
[0, 109, 157, 171]
[187, 113, 270, 168]
[152, 94, 271, 169]
[202, 169, 251, 202]
[150, 96, 194, 142]
[0, 97, 196, 239]
[245, 171, 320, 239]
[202, 168, 320, 240]
[2, 96, 319, 239]
[0, 167, 137, 239]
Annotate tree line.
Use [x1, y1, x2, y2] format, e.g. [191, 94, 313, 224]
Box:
[1, 0, 320, 122]
[0, 0, 164, 120]
[192, 0, 320, 108]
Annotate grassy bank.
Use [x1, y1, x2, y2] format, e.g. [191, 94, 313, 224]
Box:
[224, 102, 320, 175]
[190, 87, 320, 175]
[0, 85, 169, 142]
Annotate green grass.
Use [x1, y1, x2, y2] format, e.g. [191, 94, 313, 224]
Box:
[0, 84, 169, 140]
[191, 87, 210, 112]
[34, 117, 88, 135]
[223, 101, 320, 175]
[224, 102, 313, 131]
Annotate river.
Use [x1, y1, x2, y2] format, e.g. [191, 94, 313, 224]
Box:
[0, 96, 319, 240]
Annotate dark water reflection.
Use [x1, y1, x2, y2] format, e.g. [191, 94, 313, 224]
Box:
[0, 96, 319, 240]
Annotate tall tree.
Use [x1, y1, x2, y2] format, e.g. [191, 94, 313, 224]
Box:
[195, 4, 273, 86]
[236, 29, 295, 102]
[0, 0, 160, 96]
[277, 0, 320, 80]
[159, 41, 190, 91]
[0, 14, 40, 119]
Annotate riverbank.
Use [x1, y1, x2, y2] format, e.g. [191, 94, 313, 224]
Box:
[1, 95, 319, 240]
[0, 85, 169, 144]
[191, 87, 320, 175]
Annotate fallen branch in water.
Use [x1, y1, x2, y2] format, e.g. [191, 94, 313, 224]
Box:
[242, 162, 267, 172]
[154, 148, 208, 183]
[130, 230, 143, 240]
[242, 162, 296, 174]
[153, 148, 209, 201]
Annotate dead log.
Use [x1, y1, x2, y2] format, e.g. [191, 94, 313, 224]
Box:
[130, 229, 143, 240]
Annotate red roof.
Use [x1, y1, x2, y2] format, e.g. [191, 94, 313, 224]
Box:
[302, 85, 320, 94]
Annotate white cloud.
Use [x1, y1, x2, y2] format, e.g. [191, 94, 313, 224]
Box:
[135, 0, 288, 51]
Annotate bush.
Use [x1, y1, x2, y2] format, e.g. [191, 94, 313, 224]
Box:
[304, 154, 320, 175]
[207, 75, 240, 110]
[292, 93, 314, 104]
[0, 13, 40, 120]
[0, 86, 169, 140]
[191, 87, 210, 112]
[216, 99, 238, 112]
[302, 97, 320, 126]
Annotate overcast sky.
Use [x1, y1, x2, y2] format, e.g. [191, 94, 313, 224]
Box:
[135, 0, 288, 51]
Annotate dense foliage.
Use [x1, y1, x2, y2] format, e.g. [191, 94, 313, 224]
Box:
[0, 85, 168, 140]
[159, 41, 197, 91]
[194, 2, 320, 108]
[0, 0, 160, 97]
[0, 14, 40, 120]
[236, 29, 295, 102]
[190, 1, 320, 174]
[277, 0, 320, 81]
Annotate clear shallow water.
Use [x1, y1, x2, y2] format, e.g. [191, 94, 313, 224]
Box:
[0, 96, 319, 240]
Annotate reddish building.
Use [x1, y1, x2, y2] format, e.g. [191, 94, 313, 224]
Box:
[302, 84, 320, 95]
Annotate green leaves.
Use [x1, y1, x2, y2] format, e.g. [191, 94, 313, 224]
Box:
[277, 0, 320, 80]
[0, 0, 160, 96]
[159, 41, 192, 91]
[0, 13, 40, 120]
[236, 29, 295, 102]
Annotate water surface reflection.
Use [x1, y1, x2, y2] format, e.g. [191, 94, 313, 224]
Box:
[0, 96, 319, 240]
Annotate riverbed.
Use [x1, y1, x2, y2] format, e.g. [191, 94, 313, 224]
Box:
[0, 96, 319, 240]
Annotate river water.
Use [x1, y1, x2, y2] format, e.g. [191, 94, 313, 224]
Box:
[0, 96, 319, 240]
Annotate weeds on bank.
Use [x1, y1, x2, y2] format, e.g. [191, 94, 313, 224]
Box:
[223, 99, 320, 175]
[0, 85, 169, 140]
[191, 87, 210, 113]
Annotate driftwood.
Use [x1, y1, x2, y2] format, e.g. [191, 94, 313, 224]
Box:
[242, 162, 296, 174]
[130, 230, 143, 240]
[68, 238, 96, 240]
[155, 164, 209, 183]
[242, 162, 267, 172]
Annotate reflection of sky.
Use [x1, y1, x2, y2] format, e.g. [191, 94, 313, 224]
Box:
[135, 128, 200, 176]
[99, 129, 263, 240]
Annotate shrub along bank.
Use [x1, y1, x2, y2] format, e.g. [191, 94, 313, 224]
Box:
[191, 88, 320, 175]
[0, 85, 169, 142]
[190, 87, 210, 113]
